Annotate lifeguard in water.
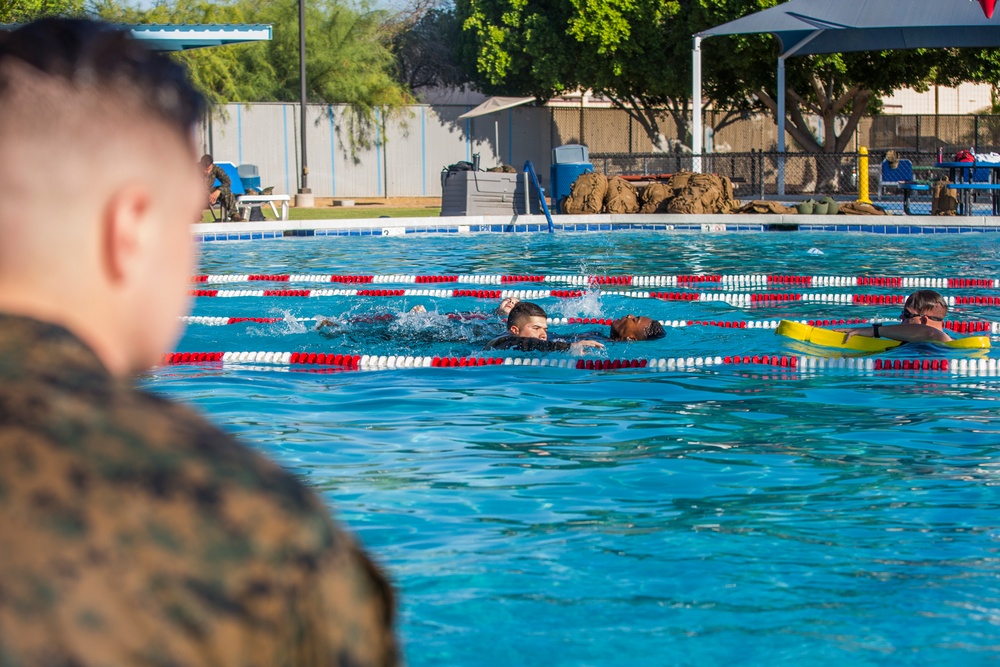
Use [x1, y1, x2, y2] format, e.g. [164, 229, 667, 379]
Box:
[978, 0, 996, 19]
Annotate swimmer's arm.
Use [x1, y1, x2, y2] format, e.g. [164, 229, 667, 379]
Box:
[569, 339, 604, 355]
[835, 324, 952, 343]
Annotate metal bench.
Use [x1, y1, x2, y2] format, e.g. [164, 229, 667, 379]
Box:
[235, 194, 291, 221]
[948, 183, 1000, 216]
[897, 181, 930, 215]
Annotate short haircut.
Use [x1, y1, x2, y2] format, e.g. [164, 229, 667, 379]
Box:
[906, 289, 948, 315]
[0, 18, 205, 141]
[609, 318, 666, 341]
[507, 301, 547, 330]
[200, 154, 214, 167]
[645, 320, 665, 340]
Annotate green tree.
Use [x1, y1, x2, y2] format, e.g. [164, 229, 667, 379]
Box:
[390, 4, 471, 93]
[455, 0, 951, 163]
[96, 0, 408, 111]
[0, 0, 83, 22]
[95, 0, 409, 155]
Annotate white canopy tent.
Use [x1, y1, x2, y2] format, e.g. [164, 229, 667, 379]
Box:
[458, 96, 535, 166]
[691, 0, 1000, 189]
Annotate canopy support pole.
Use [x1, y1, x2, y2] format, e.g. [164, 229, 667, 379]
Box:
[692, 35, 703, 173]
[775, 30, 823, 198]
[777, 55, 786, 196]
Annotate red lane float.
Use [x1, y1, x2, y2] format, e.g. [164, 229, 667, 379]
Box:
[226, 317, 285, 324]
[249, 274, 291, 281]
[955, 296, 1000, 305]
[852, 294, 906, 305]
[357, 289, 406, 296]
[453, 289, 503, 298]
[262, 289, 311, 297]
[750, 293, 802, 303]
[416, 275, 458, 283]
[589, 276, 634, 285]
[330, 275, 374, 283]
[501, 275, 547, 283]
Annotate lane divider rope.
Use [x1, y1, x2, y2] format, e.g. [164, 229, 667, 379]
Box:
[186, 289, 1000, 308]
[190, 273, 1000, 289]
[159, 351, 1000, 374]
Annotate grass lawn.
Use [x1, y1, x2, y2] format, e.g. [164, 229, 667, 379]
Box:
[201, 205, 440, 223]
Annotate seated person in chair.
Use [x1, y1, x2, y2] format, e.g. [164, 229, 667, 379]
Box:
[200, 153, 243, 221]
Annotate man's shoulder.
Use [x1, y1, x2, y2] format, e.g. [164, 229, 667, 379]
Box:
[121, 387, 322, 514]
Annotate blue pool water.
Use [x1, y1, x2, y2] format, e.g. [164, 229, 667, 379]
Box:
[147, 232, 1000, 665]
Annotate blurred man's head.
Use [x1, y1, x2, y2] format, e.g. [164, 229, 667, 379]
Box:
[200, 154, 214, 172]
[0, 19, 205, 374]
[609, 315, 665, 341]
[506, 301, 548, 339]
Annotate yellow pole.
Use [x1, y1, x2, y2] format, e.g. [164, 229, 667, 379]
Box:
[857, 146, 872, 204]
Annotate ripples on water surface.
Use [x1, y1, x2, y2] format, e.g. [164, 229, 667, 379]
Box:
[147, 233, 1000, 665]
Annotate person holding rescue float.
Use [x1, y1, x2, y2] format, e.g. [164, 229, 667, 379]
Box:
[833, 290, 952, 343]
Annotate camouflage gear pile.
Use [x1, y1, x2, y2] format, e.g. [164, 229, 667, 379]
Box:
[0, 314, 398, 666]
[931, 178, 959, 216]
[664, 172, 739, 215]
[735, 200, 796, 214]
[603, 177, 639, 214]
[561, 173, 607, 214]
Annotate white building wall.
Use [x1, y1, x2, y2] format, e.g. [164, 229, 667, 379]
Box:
[197, 102, 555, 198]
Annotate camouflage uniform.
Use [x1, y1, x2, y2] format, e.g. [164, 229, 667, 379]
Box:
[206, 163, 239, 220]
[0, 314, 398, 666]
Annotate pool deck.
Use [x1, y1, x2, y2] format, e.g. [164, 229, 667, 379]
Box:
[192, 213, 1000, 241]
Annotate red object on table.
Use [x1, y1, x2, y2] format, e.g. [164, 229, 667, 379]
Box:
[980, 0, 996, 19]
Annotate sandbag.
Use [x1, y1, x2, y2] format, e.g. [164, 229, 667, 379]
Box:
[839, 201, 889, 216]
[931, 178, 958, 216]
[562, 172, 608, 214]
[735, 200, 796, 215]
[603, 177, 639, 214]
[665, 172, 739, 214]
[639, 182, 672, 213]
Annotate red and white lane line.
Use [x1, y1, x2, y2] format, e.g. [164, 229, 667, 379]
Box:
[191, 273, 1000, 289]
[186, 288, 1000, 308]
[159, 351, 1000, 374]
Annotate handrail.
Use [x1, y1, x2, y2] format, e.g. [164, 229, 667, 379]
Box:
[523, 160, 555, 233]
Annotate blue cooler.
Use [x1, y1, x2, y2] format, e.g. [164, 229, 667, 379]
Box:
[238, 164, 261, 191]
[549, 145, 593, 213]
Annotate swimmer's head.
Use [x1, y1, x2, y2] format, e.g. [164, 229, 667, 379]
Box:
[507, 301, 548, 339]
[902, 290, 948, 325]
[610, 315, 665, 341]
[496, 297, 520, 317]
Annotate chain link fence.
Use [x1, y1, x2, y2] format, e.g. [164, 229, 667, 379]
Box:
[590, 151, 863, 198]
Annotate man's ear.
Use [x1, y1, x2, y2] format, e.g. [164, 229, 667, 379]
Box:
[509, 325, 519, 335]
[101, 185, 151, 284]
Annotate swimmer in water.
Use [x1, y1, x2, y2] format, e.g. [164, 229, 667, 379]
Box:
[407, 296, 519, 318]
[317, 297, 519, 328]
[833, 289, 952, 343]
[609, 314, 666, 341]
[485, 301, 604, 353]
